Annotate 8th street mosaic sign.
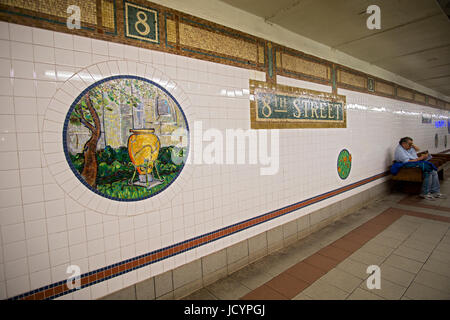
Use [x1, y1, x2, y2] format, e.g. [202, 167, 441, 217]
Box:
[250, 80, 346, 129]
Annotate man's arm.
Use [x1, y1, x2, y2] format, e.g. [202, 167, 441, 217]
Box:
[410, 144, 429, 161]
[408, 154, 428, 162]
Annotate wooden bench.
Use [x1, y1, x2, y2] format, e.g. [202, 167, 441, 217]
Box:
[391, 150, 450, 184]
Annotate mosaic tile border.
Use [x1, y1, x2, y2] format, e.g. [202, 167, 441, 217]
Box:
[275, 45, 332, 85]
[177, 16, 262, 68]
[61, 75, 190, 202]
[9, 170, 390, 300]
[164, 11, 175, 49]
[337, 67, 367, 90]
[0, 0, 117, 34]
[0, 1, 447, 110]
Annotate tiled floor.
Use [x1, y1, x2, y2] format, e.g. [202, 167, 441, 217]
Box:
[183, 181, 450, 300]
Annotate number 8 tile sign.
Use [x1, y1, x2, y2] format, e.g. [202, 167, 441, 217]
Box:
[124, 1, 159, 44]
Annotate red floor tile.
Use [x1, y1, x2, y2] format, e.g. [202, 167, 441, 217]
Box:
[240, 284, 287, 300]
[317, 245, 353, 261]
[302, 253, 339, 272]
[330, 238, 361, 253]
[351, 223, 386, 238]
[369, 215, 400, 226]
[340, 232, 371, 245]
[405, 211, 450, 223]
[399, 197, 450, 213]
[285, 261, 327, 284]
[265, 273, 310, 299]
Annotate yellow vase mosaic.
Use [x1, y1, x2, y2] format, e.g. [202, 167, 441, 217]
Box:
[127, 129, 161, 175]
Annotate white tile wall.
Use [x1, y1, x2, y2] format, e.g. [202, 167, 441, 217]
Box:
[0, 22, 448, 300]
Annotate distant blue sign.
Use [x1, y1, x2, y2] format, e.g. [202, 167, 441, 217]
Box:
[434, 120, 446, 128]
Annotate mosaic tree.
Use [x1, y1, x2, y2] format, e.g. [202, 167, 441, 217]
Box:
[69, 79, 157, 188]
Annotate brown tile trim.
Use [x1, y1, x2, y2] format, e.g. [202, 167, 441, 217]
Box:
[10, 171, 391, 300]
[240, 206, 447, 300]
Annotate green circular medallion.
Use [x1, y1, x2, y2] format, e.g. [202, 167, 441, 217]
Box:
[337, 149, 352, 180]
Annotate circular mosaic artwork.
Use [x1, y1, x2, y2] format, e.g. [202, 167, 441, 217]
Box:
[63, 75, 189, 201]
[337, 149, 352, 180]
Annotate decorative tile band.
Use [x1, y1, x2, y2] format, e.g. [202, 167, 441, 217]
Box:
[165, 18, 176, 44]
[397, 87, 414, 101]
[337, 69, 367, 89]
[179, 22, 257, 63]
[0, 0, 116, 32]
[414, 93, 426, 104]
[8, 170, 389, 300]
[281, 53, 330, 81]
[0, 0, 97, 24]
[375, 80, 395, 96]
[0, 0, 447, 109]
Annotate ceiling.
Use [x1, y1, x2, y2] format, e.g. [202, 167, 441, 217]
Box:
[219, 0, 450, 98]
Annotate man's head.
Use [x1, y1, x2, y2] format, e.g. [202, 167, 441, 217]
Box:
[399, 137, 413, 150]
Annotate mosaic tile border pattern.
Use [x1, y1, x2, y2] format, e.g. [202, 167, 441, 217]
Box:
[178, 17, 260, 67]
[337, 68, 367, 90]
[9, 171, 390, 300]
[0, 0, 448, 110]
[0, 0, 116, 34]
[397, 87, 414, 101]
[275, 46, 332, 85]
[375, 80, 395, 97]
[414, 93, 426, 104]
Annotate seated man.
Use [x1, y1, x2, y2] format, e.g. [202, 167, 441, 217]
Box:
[394, 137, 445, 200]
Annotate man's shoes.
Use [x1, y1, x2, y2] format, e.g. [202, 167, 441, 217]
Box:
[431, 193, 447, 199]
[420, 193, 436, 201]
